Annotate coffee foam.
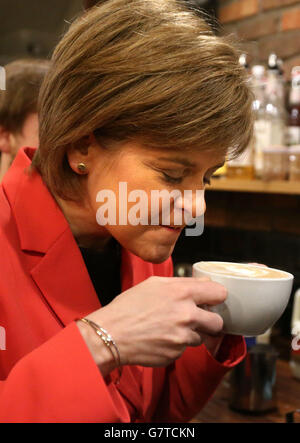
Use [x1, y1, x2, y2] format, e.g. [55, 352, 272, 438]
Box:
[197, 262, 287, 279]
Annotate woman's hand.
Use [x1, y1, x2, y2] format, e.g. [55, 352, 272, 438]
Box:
[77, 276, 227, 376]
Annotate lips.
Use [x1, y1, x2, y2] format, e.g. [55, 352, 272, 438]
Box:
[160, 225, 183, 232]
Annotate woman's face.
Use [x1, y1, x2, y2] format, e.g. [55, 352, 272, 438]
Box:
[69, 138, 225, 264]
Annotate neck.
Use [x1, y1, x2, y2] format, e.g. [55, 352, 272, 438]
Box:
[54, 195, 111, 251]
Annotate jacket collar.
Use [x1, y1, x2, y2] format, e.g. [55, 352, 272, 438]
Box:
[2, 147, 69, 253]
[2, 148, 100, 324]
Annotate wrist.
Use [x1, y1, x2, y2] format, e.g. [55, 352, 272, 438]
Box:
[76, 320, 117, 377]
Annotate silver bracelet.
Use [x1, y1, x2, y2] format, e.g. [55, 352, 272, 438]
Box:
[78, 317, 122, 384]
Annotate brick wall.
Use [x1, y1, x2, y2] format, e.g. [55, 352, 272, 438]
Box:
[218, 0, 300, 79]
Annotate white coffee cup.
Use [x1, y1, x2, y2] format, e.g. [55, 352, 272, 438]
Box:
[192, 261, 294, 336]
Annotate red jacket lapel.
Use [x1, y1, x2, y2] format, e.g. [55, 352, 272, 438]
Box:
[2, 148, 106, 325]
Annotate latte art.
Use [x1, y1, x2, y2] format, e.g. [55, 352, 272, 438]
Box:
[197, 262, 287, 279]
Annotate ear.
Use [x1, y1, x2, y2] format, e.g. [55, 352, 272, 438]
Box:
[66, 135, 92, 175]
[0, 126, 12, 153]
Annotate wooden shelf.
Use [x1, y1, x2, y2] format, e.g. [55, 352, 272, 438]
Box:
[208, 177, 300, 195]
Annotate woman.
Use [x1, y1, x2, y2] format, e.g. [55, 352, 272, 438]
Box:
[0, 0, 253, 422]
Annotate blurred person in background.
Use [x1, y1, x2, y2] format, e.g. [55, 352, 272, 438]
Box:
[0, 59, 49, 181]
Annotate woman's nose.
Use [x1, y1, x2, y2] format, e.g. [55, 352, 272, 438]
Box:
[190, 189, 206, 220]
[174, 189, 206, 224]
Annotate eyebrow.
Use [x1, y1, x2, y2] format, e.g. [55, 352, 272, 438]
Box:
[157, 157, 197, 168]
[157, 157, 225, 170]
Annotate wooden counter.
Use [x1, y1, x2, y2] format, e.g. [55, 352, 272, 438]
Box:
[192, 360, 300, 423]
[208, 178, 300, 195]
[203, 179, 300, 235]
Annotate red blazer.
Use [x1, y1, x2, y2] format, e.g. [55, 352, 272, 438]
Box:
[0, 147, 246, 423]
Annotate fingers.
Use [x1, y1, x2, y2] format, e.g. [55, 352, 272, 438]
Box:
[170, 277, 227, 307]
[186, 326, 224, 348]
[193, 280, 227, 306]
[145, 276, 227, 350]
[186, 330, 204, 347]
[169, 276, 211, 283]
[193, 307, 224, 336]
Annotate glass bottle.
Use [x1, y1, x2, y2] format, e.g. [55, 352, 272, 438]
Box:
[226, 54, 254, 179]
[287, 66, 300, 147]
[252, 56, 288, 180]
[251, 65, 269, 179]
[262, 54, 288, 180]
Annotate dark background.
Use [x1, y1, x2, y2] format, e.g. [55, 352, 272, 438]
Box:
[0, 0, 219, 64]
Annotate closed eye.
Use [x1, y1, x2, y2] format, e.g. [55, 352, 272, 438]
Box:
[161, 172, 185, 184]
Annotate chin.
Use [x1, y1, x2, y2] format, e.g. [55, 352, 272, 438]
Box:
[135, 243, 175, 264]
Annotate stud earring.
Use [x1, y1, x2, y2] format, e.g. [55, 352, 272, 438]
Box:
[77, 163, 87, 173]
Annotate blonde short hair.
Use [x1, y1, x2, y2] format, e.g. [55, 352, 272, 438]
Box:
[33, 0, 253, 200]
